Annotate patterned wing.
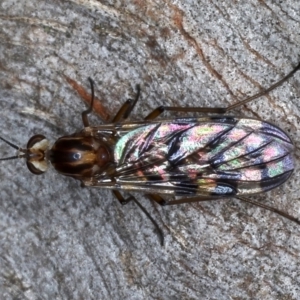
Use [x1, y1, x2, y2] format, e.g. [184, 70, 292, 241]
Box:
[113, 117, 294, 196]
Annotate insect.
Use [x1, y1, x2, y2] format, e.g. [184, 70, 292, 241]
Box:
[1, 62, 300, 245]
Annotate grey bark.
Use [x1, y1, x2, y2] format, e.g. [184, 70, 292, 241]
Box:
[0, 0, 300, 299]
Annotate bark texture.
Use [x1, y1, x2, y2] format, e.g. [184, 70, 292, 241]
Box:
[0, 1, 300, 299]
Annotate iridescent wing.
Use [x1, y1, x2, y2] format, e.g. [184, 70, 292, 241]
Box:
[111, 117, 294, 197]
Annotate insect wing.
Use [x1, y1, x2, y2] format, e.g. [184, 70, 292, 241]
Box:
[90, 117, 294, 197]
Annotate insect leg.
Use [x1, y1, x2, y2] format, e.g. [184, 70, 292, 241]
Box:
[148, 194, 300, 226]
[112, 190, 133, 205]
[145, 62, 300, 120]
[82, 79, 141, 125]
[81, 78, 95, 127]
[112, 85, 141, 122]
[145, 106, 226, 120]
[236, 196, 300, 226]
[147, 194, 224, 205]
[146, 194, 167, 205]
[225, 62, 300, 111]
[112, 190, 164, 246]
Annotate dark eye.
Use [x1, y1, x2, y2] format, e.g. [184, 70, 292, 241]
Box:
[27, 134, 47, 149]
[73, 153, 81, 160]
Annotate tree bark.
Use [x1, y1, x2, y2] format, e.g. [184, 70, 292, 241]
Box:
[0, 1, 300, 299]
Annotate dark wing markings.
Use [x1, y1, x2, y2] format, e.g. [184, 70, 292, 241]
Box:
[115, 121, 293, 196]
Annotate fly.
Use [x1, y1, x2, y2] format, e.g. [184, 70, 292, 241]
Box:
[1, 62, 300, 245]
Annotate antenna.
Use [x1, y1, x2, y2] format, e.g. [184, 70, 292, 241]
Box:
[0, 136, 25, 161]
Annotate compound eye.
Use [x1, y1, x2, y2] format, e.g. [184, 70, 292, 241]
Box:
[27, 135, 47, 149]
[26, 161, 47, 175]
[26, 135, 49, 175]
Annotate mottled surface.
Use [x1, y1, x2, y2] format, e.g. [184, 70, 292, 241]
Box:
[0, 1, 300, 299]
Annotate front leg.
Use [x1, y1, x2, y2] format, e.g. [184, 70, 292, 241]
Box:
[112, 85, 141, 122]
